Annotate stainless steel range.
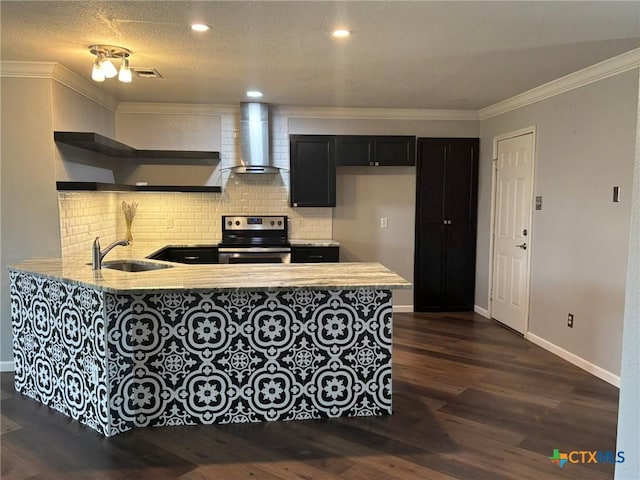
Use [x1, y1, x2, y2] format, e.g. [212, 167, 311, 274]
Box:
[218, 215, 290, 264]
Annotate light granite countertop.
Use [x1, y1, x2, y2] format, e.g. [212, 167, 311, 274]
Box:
[9, 256, 410, 294]
[289, 239, 340, 247]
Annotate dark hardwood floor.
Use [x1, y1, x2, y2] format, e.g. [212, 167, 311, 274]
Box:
[1, 312, 619, 479]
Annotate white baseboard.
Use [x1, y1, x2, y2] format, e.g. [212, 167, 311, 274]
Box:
[526, 332, 620, 387]
[0, 360, 15, 372]
[393, 305, 414, 313]
[474, 305, 490, 318]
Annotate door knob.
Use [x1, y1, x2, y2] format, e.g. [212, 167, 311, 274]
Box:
[516, 243, 527, 250]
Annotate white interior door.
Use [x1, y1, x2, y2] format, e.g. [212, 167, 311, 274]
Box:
[491, 132, 534, 334]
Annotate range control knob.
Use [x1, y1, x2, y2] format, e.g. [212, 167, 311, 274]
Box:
[227, 221, 232, 226]
[270, 221, 275, 226]
[235, 221, 240, 226]
[277, 220, 282, 226]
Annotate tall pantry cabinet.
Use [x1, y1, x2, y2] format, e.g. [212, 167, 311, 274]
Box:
[414, 138, 479, 311]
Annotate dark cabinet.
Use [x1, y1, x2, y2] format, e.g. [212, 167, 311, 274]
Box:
[336, 136, 372, 166]
[336, 135, 415, 166]
[147, 246, 219, 264]
[414, 138, 478, 311]
[373, 136, 416, 166]
[290, 135, 336, 207]
[291, 246, 339, 263]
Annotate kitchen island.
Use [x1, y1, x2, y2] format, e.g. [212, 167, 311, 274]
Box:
[9, 258, 410, 436]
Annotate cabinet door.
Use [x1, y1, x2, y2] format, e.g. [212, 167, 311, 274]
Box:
[373, 136, 416, 166]
[444, 139, 478, 310]
[291, 246, 339, 263]
[336, 136, 372, 166]
[290, 135, 336, 207]
[414, 139, 447, 311]
[414, 223, 447, 310]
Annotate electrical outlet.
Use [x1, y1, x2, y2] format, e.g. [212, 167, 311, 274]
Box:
[297, 218, 304, 228]
[165, 217, 173, 229]
[380, 217, 388, 228]
[567, 313, 574, 328]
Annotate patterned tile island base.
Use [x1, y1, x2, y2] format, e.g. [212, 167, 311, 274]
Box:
[10, 272, 393, 436]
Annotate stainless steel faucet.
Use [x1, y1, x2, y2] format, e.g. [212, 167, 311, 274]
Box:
[92, 237, 130, 270]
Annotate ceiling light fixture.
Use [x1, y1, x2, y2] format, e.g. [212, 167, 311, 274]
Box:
[89, 45, 133, 83]
[246, 90, 263, 98]
[331, 29, 351, 38]
[191, 23, 211, 32]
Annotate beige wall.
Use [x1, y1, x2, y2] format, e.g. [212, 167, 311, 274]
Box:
[1, 78, 61, 367]
[615, 71, 640, 480]
[289, 118, 480, 308]
[478, 69, 639, 377]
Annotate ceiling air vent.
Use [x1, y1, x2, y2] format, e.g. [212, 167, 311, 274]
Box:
[131, 68, 163, 79]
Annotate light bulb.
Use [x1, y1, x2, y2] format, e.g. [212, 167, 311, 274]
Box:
[191, 23, 210, 32]
[332, 29, 351, 38]
[100, 54, 118, 78]
[119, 57, 132, 83]
[91, 59, 105, 82]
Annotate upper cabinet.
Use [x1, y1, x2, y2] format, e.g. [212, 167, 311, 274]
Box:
[336, 135, 416, 166]
[335, 136, 372, 166]
[290, 135, 336, 207]
[290, 134, 416, 207]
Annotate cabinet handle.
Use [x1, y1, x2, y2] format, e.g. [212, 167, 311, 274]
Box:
[184, 256, 200, 260]
[443, 220, 452, 225]
[309, 255, 324, 260]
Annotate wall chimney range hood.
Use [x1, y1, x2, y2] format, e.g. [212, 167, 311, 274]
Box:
[233, 102, 279, 174]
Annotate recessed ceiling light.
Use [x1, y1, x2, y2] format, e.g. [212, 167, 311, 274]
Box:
[246, 90, 263, 98]
[332, 29, 351, 38]
[191, 24, 211, 32]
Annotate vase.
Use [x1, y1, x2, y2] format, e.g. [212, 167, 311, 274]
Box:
[125, 218, 133, 242]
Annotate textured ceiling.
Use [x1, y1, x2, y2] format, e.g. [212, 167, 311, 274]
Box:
[1, 1, 639, 109]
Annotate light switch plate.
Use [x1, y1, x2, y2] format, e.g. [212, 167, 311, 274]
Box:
[535, 196, 543, 210]
[380, 217, 388, 228]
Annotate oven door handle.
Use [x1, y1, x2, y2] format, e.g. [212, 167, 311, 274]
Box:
[218, 247, 291, 253]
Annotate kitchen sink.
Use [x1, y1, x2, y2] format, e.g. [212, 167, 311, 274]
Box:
[96, 260, 174, 272]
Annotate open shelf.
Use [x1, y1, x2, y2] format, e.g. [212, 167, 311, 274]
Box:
[54, 131, 220, 164]
[56, 182, 222, 193]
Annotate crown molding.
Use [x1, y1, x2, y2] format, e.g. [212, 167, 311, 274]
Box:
[0, 61, 119, 111]
[0, 60, 56, 77]
[116, 102, 235, 115]
[275, 105, 479, 121]
[479, 48, 640, 120]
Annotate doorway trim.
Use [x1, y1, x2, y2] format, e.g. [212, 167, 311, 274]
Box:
[487, 126, 537, 329]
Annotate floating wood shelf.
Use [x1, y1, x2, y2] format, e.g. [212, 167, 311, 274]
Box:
[54, 131, 220, 164]
[56, 182, 222, 193]
[54, 131, 222, 192]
